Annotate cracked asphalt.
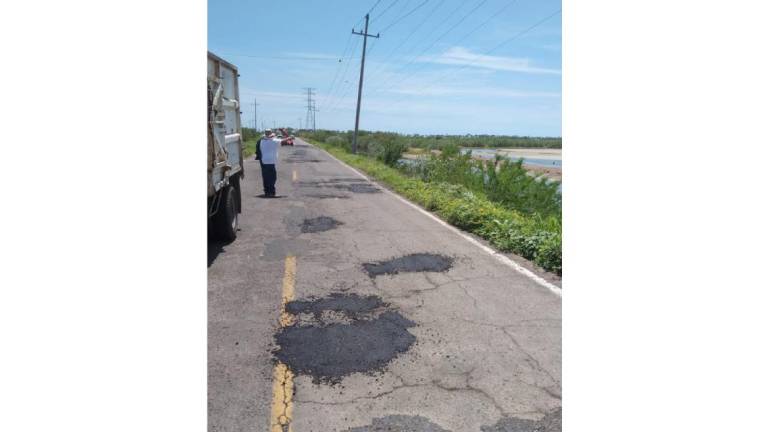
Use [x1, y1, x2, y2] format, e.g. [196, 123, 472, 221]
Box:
[208, 138, 562, 431]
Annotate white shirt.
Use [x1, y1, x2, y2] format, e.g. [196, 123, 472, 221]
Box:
[259, 137, 281, 164]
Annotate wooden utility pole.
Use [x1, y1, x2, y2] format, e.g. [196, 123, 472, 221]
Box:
[351, 14, 379, 154]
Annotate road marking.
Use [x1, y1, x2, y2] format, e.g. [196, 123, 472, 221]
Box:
[292, 169, 298, 182]
[271, 255, 296, 432]
[308, 141, 562, 298]
[280, 255, 297, 327]
[270, 363, 294, 432]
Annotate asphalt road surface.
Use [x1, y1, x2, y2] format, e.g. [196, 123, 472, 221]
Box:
[208, 138, 562, 432]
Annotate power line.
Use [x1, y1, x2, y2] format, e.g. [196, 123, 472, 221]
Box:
[364, 0, 480, 92]
[367, 0, 383, 15]
[322, 36, 362, 111]
[372, 0, 401, 21]
[365, 0, 447, 82]
[378, 0, 430, 34]
[320, 31, 356, 108]
[383, 8, 562, 109]
[326, 35, 381, 113]
[369, 0, 519, 98]
[367, 0, 489, 95]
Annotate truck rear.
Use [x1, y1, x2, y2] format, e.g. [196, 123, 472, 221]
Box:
[208, 52, 243, 241]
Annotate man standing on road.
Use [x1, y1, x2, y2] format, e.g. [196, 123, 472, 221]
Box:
[258, 128, 293, 197]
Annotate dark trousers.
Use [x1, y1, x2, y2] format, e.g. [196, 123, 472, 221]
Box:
[260, 163, 277, 195]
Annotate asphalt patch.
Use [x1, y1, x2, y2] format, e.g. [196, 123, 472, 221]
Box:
[363, 253, 454, 277]
[330, 182, 380, 193]
[304, 193, 350, 199]
[481, 408, 562, 432]
[274, 294, 416, 384]
[322, 178, 368, 183]
[344, 415, 451, 432]
[300, 216, 343, 233]
[286, 293, 383, 318]
[297, 179, 380, 194]
[286, 157, 323, 163]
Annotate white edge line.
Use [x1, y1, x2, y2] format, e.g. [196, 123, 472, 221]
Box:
[305, 140, 562, 298]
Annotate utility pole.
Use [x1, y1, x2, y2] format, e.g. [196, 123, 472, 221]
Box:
[299, 118, 302, 130]
[351, 14, 379, 153]
[253, 99, 259, 132]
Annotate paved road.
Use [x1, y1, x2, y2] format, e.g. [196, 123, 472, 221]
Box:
[208, 138, 561, 432]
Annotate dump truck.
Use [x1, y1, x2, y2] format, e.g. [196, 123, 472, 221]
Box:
[208, 52, 243, 241]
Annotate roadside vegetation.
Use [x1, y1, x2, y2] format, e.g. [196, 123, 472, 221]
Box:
[302, 129, 561, 151]
[241, 138, 256, 158]
[241, 127, 260, 158]
[302, 131, 562, 274]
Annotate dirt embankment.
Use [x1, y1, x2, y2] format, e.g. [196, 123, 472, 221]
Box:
[523, 164, 561, 182]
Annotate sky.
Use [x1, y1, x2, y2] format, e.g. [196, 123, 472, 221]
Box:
[208, 0, 561, 137]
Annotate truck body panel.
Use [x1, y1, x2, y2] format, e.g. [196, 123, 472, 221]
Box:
[208, 51, 243, 240]
[208, 52, 243, 198]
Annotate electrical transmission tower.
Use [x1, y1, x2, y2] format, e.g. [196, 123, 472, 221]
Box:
[303, 87, 316, 132]
[311, 100, 319, 131]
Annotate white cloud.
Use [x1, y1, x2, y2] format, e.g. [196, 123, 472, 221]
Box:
[420, 47, 561, 75]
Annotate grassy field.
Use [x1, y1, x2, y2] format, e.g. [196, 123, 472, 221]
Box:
[306, 137, 562, 274]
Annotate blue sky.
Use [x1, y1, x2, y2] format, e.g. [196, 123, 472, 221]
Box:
[208, 0, 561, 136]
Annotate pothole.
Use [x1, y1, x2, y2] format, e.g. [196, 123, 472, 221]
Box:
[300, 216, 342, 233]
[481, 407, 562, 432]
[344, 415, 451, 432]
[363, 253, 454, 277]
[273, 294, 416, 384]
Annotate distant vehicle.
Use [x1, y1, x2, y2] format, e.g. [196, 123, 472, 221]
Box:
[279, 128, 294, 146]
[208, 51, 243, 241]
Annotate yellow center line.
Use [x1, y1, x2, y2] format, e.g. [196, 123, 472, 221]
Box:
[271, 255, 296, 432]
[279, 256, 297, 327]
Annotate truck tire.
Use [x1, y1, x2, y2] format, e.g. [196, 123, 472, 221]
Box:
[231, 175, 242, 214]
[214, 186, 238, 241]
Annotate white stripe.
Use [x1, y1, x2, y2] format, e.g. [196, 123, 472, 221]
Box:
[305, 140, 563, 297]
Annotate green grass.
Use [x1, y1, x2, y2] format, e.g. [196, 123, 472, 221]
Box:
[242, 138, 258, 158]
[307, 138, 562, 274]
[403, 148, 561, 218]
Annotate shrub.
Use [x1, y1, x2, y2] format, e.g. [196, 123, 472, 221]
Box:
[372, 140, 408, 167]
[325, 135, 347, 147]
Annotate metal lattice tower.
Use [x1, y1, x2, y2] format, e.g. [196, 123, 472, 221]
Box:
[303, 87, 316, 131]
